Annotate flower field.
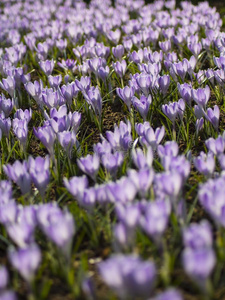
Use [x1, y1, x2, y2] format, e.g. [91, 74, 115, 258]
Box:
[0, 0, 225, 299]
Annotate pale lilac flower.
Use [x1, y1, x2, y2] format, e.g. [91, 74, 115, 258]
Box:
[191, 86, 210, 109]
[107, 176, 137, 203]
[140, 199, 171, 241]
[207, 105, 220, 130]
[101, 152, 124, 176]
[84, 86, 102, 116]
[4, 161, 31, 195]
[58, 131, 77, 157]
[132, 147, 153, 169]
[205, 136, 224, 155]
[9, 244, 41, 282]
[151, 288, 183, 300]
[194, 152, 215, 177]
[112, 45, 124, 60]
[158, 75, 170, 95]
[33, 125, 56, 156]
[116, 86, 135, 110]
[77, 154, 100, 180]
[48, 75, 62, 88]
[39, 59, 54, 76]
[0, 76, 15, 97]
[28, 156, 50, 197]
[143, 126, 165, 150]
[183, 220, 213, 250]
[132, 94, 152, 120]
[158, 141, 179, 158]
[177, 83, 192, 106]
[64, 175, 88, 200]
[99, 255, 156, 299]
[0, 266, 8, 289]
[182, 248, 215, 284]
[113, 60, 127, 78]
[128, 168, 154, 198]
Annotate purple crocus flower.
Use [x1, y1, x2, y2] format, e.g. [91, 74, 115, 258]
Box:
[101, 152, 124, 176]
[107, 176, 137, 203]
[196, 118, 204, 134]
[162, 155, 190, 181]
[61, 82, 79, 107]
[129, 49, 144, 64]
[114, 222, 135, 249]
[6, 221, 34, 248]
[0, 76, 15, 97]
[194, 105, 205, 119]
[0, 94, 13, 117]
[177, 83, 192, 106]
[4, 161, 31, 195]
[33, 125, 56, 156]
[183, 220, 213, 250]
[116, 86, 135, 110]
[199, 176, 225, 226]
[9, 244, 41, 282]
[25, 80, 43, 104]
[98, 66, 110, 82]
[98, 254, 156, 299]
[0, 290, 17, 300]
[191, 85, 210, 109]
[136, 73, 152, 96]
[64, 175, 88, 201]
[28, 156, 50, 197]
[0, 180, 13, 204]
[214, 69, 225, 87]
[205, 136, 224, 155]
[115, 203, 140, 229]
[84, 86, 102, 116]
[0, 200, 17, 225]
[58, 131, 77, 158]
[112, 45, 124, 60]
[106, 121, 132, 151]
[193, 152, 215, 177]
[14, 108, 32, 123]
[155, 171, 183, 201]
[0, 266, 8, 289]
[132, 147, 153, 169]
[162, 102, 179, 123]
[42, 89, 64, 108]
[39, 59, 54, 76]
[159, 40, 171, 52]
[205, 69, 215, 85]
[40, 208, 75, 255]
[48, 75, 62, 88]
[81, 188, 96, 209]
[158, 75, 170, 95]
[152, 288, 183, 300]
[75, 76, 91, 93]
[207, 105, 220, 130]
[158, 141, 179, 158]
[140, 199, 171, 241]
[77, 154, 100, 180]
[88, 57, 106, 76]
[182, 248, 215, 287]
[142, 126, 165, 150]
[113, 60, 127, 78]
[13, 119, 28, 148]
[132, 94, 152, 120]
[172, 60, 188, 82]
[188, 42, 202, 57]
[107, 29, 121, 44]
[128, 168, 154, 197]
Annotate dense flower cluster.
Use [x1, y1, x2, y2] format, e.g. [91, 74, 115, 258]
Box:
[0, 0, 225, 299]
